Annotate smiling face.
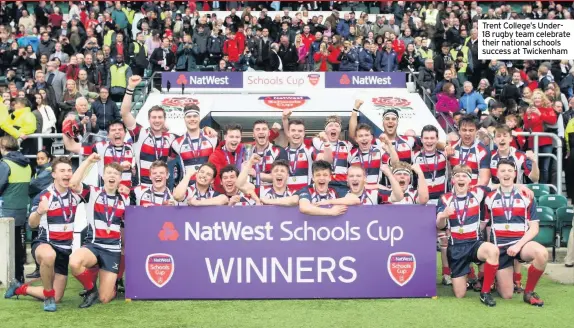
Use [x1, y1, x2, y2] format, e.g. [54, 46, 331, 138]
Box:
[221, 171, 238, 194]
[347, 166, 366, 193]
[288, 123, 305, 147]
[383, 115, 398, 136]
[107, 122, 126, 146]
[497, 163, 516, 188]
[253, 123, 269, 148]
[356, 128, 373, 152]
[394, 170, 411, 192]
[52, 162, 73, 189]
[224, 129, 242, 152]
[324, 122, 341, 142]
[184, 112, 200, 132]
[103, 166, 122, 191]
[150, 165, 168, 190]
[196, 165, 215, 188]
[459, 122, 477, 147]
[494, 131, 511, 152]
[421, 130, 438, 153]
[313, 168, 331, 193]
[148, 108, 166, 133]
[271, 165, 289, 190]
[452, 171, 471, 194]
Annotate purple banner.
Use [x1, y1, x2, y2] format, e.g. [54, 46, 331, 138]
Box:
[325, 72, 406, 88]
[161, 72, 244, 89]
[125, 205, 437, 300]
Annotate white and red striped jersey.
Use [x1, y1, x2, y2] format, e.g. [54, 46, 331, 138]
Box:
[484, 188, 538, 247]
[170, 132, 217, 178]
[31, 185, 84, 253]
[349, 146, 387, 185]
[260, 185, 294, 199]
[312, 138, 353, 184]
[412, 150, 448, 201]
[379, 188, 419, 204]
[448, 140, 490, 186]
[249, 144, 288, 188]
[381, 135, 419, 164]
[129, 123, 177, 187]
[297, 185, 339, 203]
[437, 186, 488, 245]
[286, 144, 316, 193]
[81, 141, 135, 188]
[130, 185, 176, 206]
[489, 147, 533, 184]
[185, 182, 221, 200]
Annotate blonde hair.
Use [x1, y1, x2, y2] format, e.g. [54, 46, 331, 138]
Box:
[452, 164, 472, 176]
[496, 65, 507, 75]
[532, 89, 551, 108]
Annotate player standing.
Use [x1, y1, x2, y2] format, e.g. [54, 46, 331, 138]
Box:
[281, 114, 316, 193]
[296, 160, 349, 216]
[173, 163, 228, 205]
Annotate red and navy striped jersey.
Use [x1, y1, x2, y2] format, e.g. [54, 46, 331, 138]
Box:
[484, 189, 538, 247]
[349, 146, 387, 185]
[170, 133, 217, 178]
[185, 182, 221, 200]
[489, 148, 533, 184]
[228, 191, 257, 206]
[296, 185, 339, 203]
[412, 150, 448, 201]
[312, 138, 353, 183]
[448, 140, 490, 186]
[379, 188, 419, 204]
[381, 135, 420, 164]
[81, 141, 135, 188]
[81, 184, 126, 253]
[250, 144, 289, 188]
[437, 186, 488, 245]
[31, 185, 84, 254]
[355, 189, 380, 205]
[130, 185, 175, 206]
[286, 144, 316, 193]
[129, 123, 177, 186]
[260, 185, 294, 199]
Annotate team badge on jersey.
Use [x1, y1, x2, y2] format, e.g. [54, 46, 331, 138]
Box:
[146, 253, 175, 288]
[387, 252, 416, 287]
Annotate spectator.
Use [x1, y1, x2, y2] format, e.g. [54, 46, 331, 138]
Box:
[145, 30, 162, 58]
[76, 69, 98, 100]
[91, 87, 120, 132]
[269, 43, 281, 72]
[338, 40, 358, 72]
[58, 79, 81, 122]
[459, 81, 487, 115]
[33, 92, 57, 134]
[223, 32, 240, 63]
[538, 65, 553, 91]
[493, 65, 511, 95]
[110, 33, 128, 60]
[108, 54, 133, 102]
[207, 27, 225, 65]
[12, 46, 36, 80]
[0, 135, 32, 284]
[65, 54, 80, 80]
[336, 13, 351, 38]
[37, 32, 55, 58]
[129, 32, 149, 76]
[294, 34, 308, 71]
[0, 97, 37, 139]
[278, 35, 298, 72]
[19, 9, 35, 32]
[433, 42, 453, 81]
[176, 34, 198, 72]
[480, 102, 505, 128]
[111, 3, 129, 32]
[560, 67, 574, 98]
[435, 82, 460, 129]
[505, 114, 526, 151]
[193, 25, 210, 65]
[418, 59, 437, 95]
[434, 69, 462, 99]
[375, 40, 398, 72]
[46, 61, 66, 103]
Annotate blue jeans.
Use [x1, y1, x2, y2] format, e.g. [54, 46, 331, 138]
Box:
[538, 145, 554, 185]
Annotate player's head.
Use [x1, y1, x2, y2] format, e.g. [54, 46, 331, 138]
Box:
[391, 161, 412, 192]
[107, 120, 126, 146]
[271, 159, 289, 190]
[148, 105, 166, 133]
[288, 119, 306, 147]
[51, 156, 73, 188]
[324, 115, 342, 142]
[253, 120, 270, 147]
[355, 123, 373, 152]
[312, 160, 332, 192]
[196, 163, 217, 188]
[496, 158, 517, 188]
[183, 104, 200, 132]
[223, 124, 242, 152]
[382, 109, 399, 136]
[494, 124, 512, 151]
[220, 165, 239, 194]
[347, 165, 366, 194]
[420, 125, 439, 152]
[149, 160, 168, 189]
[458, 114, 478, 146]
[451, 164, 472, 194]
[103, 162, 123, 191]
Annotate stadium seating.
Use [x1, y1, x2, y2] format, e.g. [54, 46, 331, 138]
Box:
[527, 184, 552, 200]
[538, 195, 568, 211]
[556, 206, 574, 246]
[533, 206, 556, 259]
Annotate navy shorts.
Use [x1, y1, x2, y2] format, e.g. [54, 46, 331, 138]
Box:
[31, 242, 70, 276]
[84, 244, 121, 274]
[498, 245, 525, 270]
[447, 240, 484, 278]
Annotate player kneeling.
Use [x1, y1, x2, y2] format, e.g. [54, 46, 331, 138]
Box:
[4, 157, 81, 312]
[237, 157, 298, 206]
[484, 159, 547, 306]
[436, 164, 499, 307]
[131, 160, 179, 206]
[69, 153, 126, 308]
[345, 165, 404, 204]
[173, 163, 228, 205]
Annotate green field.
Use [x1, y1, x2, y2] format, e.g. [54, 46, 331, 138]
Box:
[1, 262, 573, 328]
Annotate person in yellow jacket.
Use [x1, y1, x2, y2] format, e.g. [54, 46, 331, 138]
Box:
[0, 98, 37, 140]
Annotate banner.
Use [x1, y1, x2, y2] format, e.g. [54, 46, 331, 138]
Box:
[325, 72, 406, 88]
[161, 72, 244, 89]
[125, 205, 437, 300]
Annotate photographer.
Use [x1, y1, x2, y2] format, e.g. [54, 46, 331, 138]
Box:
[338, 40, 358, 72]
[176, 34, 198, 71]
[12, 46, 36, 80]
[236, 47, 255, 72]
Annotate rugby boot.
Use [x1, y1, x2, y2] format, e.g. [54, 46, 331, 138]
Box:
[514, 280, 524, 294]
[4, 279, 22, 299]
[79, 289, 87, 297]
[26, 267, 41, 279]
[479, 292, 496, 307]
[43, 297, 57, 312]
[523, 292, 544, 307]
[79, 287, 99, 309]
[470, 278, 482, 292]
[441, 274, 452, 286]
[116, 278, 125, 293]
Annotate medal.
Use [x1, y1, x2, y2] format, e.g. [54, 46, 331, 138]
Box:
[102, 193, 120, 234]
[110, 144, 126, 164]
[505, 224, 510, 230]
[500, 188, 516, 230]
[150, 130, 166, 160]
[185, 131, 203, 159]
[292, 176, 297, 182]
[53, 187, 74, 224]
[106, 228, 111, 234]
[453, 193, 471, 235]
[458, 228, 464, 234]
[63, 225, 67, 231]
[423, 151, 439, 183]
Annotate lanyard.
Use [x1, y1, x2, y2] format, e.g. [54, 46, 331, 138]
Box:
[312, 187, 332, 203]
[500, 188, 516, 223]
[270, 187, 289, 199]
[53, 188, 73, 223]
[149, 130, 166, 160]
[359, 190, 371, 204]
[224, 146, 239, 165]
[101, 193, 120, 228]
[185, 131, 203, 158]
[288, 145, 304, 176]
[331, 142, 341, 170]
[452, 193, 471, 227]
[109, 145, 126, 163]
[195, 185, 211, 199]
[458, 146, 472, 165]
[255, 148, 268, 186]
[151, 188, 170, 204]
[423, 152, 438, 183]
[358, 147, 374, 169]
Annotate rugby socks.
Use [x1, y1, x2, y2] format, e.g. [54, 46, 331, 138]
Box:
[43, 289, 55, 299]
[14, 284, 28, 296]
[118, 254, 125, 279]
[75, 270, 94, 291]
[88, 267, 99, 283]
[514, 272, 522, 283]
[524, 265, 544, 293]
[481, 262, 499, 293]
[478, 271, 484, 280]
[468, 266, 477, 280]
[442, 267, 451, 276]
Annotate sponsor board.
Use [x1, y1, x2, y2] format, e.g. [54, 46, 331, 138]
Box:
[259, 96, 310, 110]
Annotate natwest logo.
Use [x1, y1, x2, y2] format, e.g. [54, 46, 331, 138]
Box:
[387, 252, 416, 287]
[158, 222, 179, 241]
[325, 72, 405, 89]
[189, 75, 232, 85]
[162, 72, 243, 88]
[351, 75, 393, 85]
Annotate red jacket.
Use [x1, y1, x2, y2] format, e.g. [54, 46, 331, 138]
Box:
[511, 127, 526, 150]
[223, 39, 240, 63]
[523, 107, 557, 147]
[313, 53, 330, 71]
[301, 33, 314, 50]
[235, 31, 246, 54]
[328, 45, 341, 64]
[392, 39, 406, 59]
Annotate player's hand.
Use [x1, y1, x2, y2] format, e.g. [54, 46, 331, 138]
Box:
[445, 145, 454, 157]
[441, 207, 455, 218]
[120, 161, 131, 171]
[271, 122, 282, 131]
[87, 153, 101, 163]
[36, 195, 50, 215]
[90, 114, 97, 124]
[186, 167, 197, 177]
[228, 195, 241, 206]
[188, 198, 200, 206]
[260, 197, 270, 205]
[411, 163, 423, 175]
[379, 134, 391, 146]
[165, 199, 177, 206]
[282, 108, 293, 118]
[317, 131, 329, 143]
[250, 153, 262, 165]
[329, 205, 348, 216]
[381, 164, 392, 176]
[118, 184, 130, 195]
[142, 203, 155, 207]
[128, 75, 142, 88]
[507, 244, 521, 257]
[354, 99, 364, 110]
[525, 150, 537, 162]
[203, 126, 217, 138]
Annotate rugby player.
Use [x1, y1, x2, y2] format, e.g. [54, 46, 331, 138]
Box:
[247, 120, 288, 192]
[209, 124, 246, 193]
[490, 125, 539, 185]
[281, 115, 316, 193]
[69, 153, 126, 308]
[173, 162, 228, 205]
[484, 159, 547, 306]
[237, 158, 298, 206]
[297, 160, 349, 216]
[378, 162, 429, 204]
[131, 160, 178, 206]
[337, 165, 403, 205]
[436, 164, 499, 306]
[4, 157, 82, 312]
[218, 165, 259, 206]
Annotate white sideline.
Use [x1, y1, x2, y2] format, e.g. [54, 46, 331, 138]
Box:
[0, 217, 15, 287]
